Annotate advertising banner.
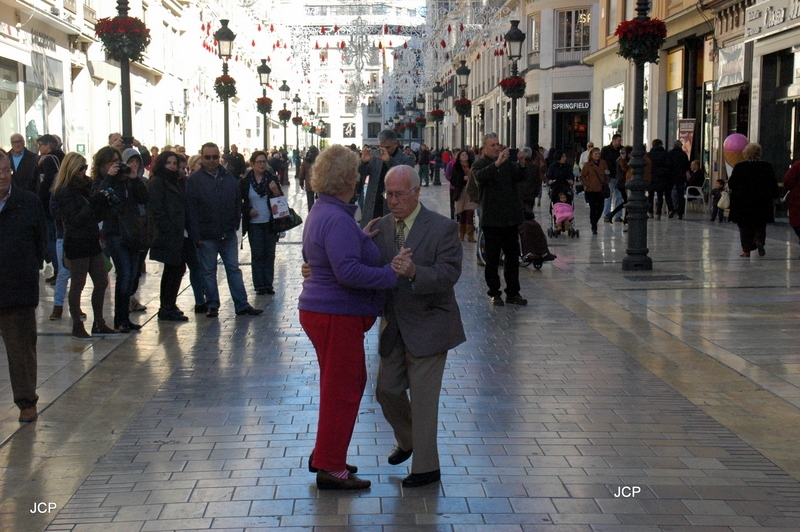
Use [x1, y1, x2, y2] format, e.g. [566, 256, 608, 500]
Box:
[678, 119, 696, 158]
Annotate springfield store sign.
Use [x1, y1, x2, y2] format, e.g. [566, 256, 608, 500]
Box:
[745, 0, 800, 41]
[552, 101, 589, 111]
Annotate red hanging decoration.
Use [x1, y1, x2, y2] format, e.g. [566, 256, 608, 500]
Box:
[476, 53, 481, 60]
[389, 40, 393, 47]
[403, 42, 408, 49]
[378, 42, 383, 49]
[465, 39, 470, 47]
[315, 41, 319, 49]
[460, 24, 464, 32]
[320, 26, 326, 34]
[252, 40, 256, 47]
[257, 24, 261, 31]
[445, 53, 450, 60]
[383, 25, 388, 34]
[340, 41, 345, 49]
[447, 24, 452, 33]
[440, 40, 446, 48]
[270, 24, 274, 32]
[267, 56, 271, 62]
[397, 26, 402, 33]
[333, 25, 339, 32]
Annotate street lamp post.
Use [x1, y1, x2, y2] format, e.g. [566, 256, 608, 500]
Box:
[308, 109, 315, 146]
[432, 81, 444, 185]
[214, 19, 236, 155]
[416, 94, 425, 145]
[623, 0, 654, 271]
[293, 93, 302, 152]
[257, 59, 271, 151]
[405, 102, 415, 145]
[116, 0, 133, 149]
[456, 60, 471, 150]
[279, 80, 290, 151]
[505, 20, 526, 151]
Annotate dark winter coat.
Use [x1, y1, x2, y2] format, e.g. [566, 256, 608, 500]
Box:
[10, 148, 38, 193]
[647, 146, 670, 190]
[185, 165, 241, 241]
[148, 168, 188, 266]
[666, 147, 690, 186]
[97, 172, 149, 238]
[35, 153, 61, 219]
[54, 179, 106, 260]
[471, 155, 526, 227]
[728, 160, 780, 226]
[0, 186, 46, 309]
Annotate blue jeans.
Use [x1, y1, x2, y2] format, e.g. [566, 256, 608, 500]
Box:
[104, 234, 141, 326]
[54, 238, 71, 306]
[602, 179, 623, 218]
[247, 223, 278, 292]
[186, 244, 206, 306]
[46, 217, 58, 274]
[197, 231, 249, 312]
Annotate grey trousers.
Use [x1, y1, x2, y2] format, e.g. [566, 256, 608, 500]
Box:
[0, 305, 38, 410]
[376, 336, 447, 474]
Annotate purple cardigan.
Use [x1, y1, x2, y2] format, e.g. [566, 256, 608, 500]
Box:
[299, 194, 397, 316]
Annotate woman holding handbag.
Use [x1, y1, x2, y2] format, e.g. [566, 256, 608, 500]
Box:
[240, 150, 282, 295]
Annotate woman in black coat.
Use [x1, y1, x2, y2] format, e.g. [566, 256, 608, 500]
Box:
[240, 150, 282, 295]
[53, 152, 117, 339]
[545, 150, 574, 200]
[728, 142, 780, 257]
[148, 151, 192, 321]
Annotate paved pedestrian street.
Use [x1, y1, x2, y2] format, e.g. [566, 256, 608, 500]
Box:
[2, 183, 800, 531]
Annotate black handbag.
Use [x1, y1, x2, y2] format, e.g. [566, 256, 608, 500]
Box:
[601, 182, 611, 199]
[271, 208, 303, 234]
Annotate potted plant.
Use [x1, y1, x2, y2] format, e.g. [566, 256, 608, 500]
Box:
[256, 96, 272, 114]
[278, 109, 292, 122]
[95, 16, 151, 63]
[429, 109, 445, 123]
[415, 116, 427, 129]
[292, 116, 304, 126]
[214, 75, 237, 100]
[499, 76, 526, 99]
[614, 18, 667, 65]
[454, 98, 471, 117]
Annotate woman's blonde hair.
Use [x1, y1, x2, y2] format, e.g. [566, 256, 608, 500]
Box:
[187, 154, 202, 172]
[742, 142, 762, 161]
[53, 152, 88, 192]
[311, 145, 359, 196]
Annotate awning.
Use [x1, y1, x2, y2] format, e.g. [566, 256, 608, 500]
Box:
[714, 84, 746, 102]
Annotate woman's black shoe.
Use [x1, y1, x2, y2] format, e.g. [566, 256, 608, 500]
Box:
[159, 309, 189, 322]
[316, 470, 370, 490]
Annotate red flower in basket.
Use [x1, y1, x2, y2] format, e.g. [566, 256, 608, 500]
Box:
[95, 16, 151, 62]
[415, 116, 427, 129]
[429, 109, 445, 123]
[454, 98, 471, 117]
[292, 116, 304, 126]
[499, 76, 526, 99]
[278, 109, 292, 122]
[614, 19, 667, 65]
[214, 75, 237, 100]
[256, 96, 272, 114]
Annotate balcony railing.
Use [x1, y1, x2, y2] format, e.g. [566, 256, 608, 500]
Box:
[64, 0, 77, 14]
[554, 48, 590, 67]
[528, 51, 540, 69]
[366, 104, 382, 115]
[83, 4, 96, 24]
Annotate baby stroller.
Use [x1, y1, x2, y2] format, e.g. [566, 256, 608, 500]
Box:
[547, 183, 579, 238]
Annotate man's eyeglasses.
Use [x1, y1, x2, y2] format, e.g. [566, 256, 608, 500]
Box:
[203, 154, 220, 160]
[383, 188, 417, 200]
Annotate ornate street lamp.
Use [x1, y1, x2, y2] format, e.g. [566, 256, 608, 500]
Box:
[431, 81, 444, 185]
[214, 19, 236, 155]
[416, 94, 426, 144]
[456, 60, 471, 149]
[405, 101, 415, 144]
[257, 59, 271, 151]
[309, 109, 316, 146]
[623, 1, 654, 271]
[279, 80, 290, 151]
[292, 93, 302, 151]
[505, 20, 526, 151]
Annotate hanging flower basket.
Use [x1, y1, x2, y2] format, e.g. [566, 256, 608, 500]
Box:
[214, 75, 237, 100]
[429, 109, 445, 123]
[454, 98, 472, 117]
[395, 124, 406, 133]
[278, 109, 292, 122]
[256, 96, 272, 114]
[404, 121, 416, 130]
[614, 18, 667, 65]
[292, 116, 304, 126]
[302, 121, 311, 131]
[95, 16, 151, 62]
[415, 116, 427, 129]
[499, 76, 526, 99]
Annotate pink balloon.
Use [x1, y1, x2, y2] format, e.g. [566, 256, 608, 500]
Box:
[723, 133, 748, 152]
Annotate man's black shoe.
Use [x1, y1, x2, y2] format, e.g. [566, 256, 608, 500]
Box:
[505, 294, 528, 305]
[236, 306, 264, 316]
[402, 469, 440, 488]
[195, 304, 208, 314]
[541, 252, 557, 262]
[490, 295, 505, 306]
[387, 446, 413, 465]
[206, 308, 219, 318]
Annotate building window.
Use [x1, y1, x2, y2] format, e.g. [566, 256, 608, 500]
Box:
[367, 122, 382, 138]
[556, 9, 592, 66]
[527, 13, 541, 68]
[367, 97, 381, 115]
[607, 0, 619, 36]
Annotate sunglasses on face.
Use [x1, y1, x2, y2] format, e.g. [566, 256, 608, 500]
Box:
[203, 154, 220, 160]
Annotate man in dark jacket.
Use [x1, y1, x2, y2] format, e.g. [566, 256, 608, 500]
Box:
[0, 151, 46, 422]
[601, 134, 623, 222]
[229, 144, 247, 179]
[185, 142, 262, 318]
[9, 133, 37, 192]
[666, 139, 691, 219]
[358, 129, 416, 227]
[471, 133, 528, 306]
[35, 134, 63, 283]
[647, 139, 670, 219]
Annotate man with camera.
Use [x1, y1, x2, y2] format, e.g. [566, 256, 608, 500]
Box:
[358, 129, 416, 227]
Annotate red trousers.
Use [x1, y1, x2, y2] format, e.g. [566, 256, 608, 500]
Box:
[300, 310, 376, 471]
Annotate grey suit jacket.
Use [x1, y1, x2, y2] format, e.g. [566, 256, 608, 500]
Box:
[373, 204, 466, 357]
[359, 150, 416, 228]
